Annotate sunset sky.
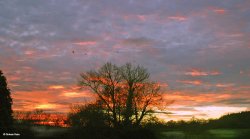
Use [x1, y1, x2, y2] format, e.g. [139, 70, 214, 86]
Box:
[1, 0, 250, 121]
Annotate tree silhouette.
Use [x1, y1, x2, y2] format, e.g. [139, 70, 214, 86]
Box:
[68, 100, 110, 128]
[0, 70, 13, 129]
[79, 63, 162, 127]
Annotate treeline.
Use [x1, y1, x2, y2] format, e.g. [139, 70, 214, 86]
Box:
[145, 111, 250, 130]
[208, 111, 250, 129]
[14, 110, 68, 127]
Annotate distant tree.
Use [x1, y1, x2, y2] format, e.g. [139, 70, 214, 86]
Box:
[0, 70, 13, 128]
[68, 100, 110, 128]
[79, 63, 162, 127]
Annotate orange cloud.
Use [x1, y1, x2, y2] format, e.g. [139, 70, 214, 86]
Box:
[12, 90, 63, 112]
[185, 69, 221, 76]
[35, 103, 58, 109]
[72, 41, 97, 46]
[158, 82, 168, 88]
[7, 75, 21, 81]
[12, 86, 96, 113]
[49, 85, 65, 89]
[61, 91, 94, 98]
[177, 80, 202, 85]
[62, 92, 81, 97]
[213, 9, 226, 14]
[163, 92, 235, 106]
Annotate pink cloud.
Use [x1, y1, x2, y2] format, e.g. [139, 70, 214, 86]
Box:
[122, 14, 151, 22]
[24, 50, 35, 55]
[185, 69, 221, 76]
[215, 83, 235, 88]
[168, 16, 187, 21]
[137, 15, 146, 21]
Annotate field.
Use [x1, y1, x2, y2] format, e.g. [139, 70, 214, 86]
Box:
[157, 129, 250, 139]
[4, 124, 250, 139]
[14, 125, 250, 139]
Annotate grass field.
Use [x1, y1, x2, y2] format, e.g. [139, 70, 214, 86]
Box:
[28, 126, 250, 139]
[30, 125, 68, 138]
[157, 129, 250, 139]
[5, 125, 250, 139]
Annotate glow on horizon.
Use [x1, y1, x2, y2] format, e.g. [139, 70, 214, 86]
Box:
[194, 106, 247, 119]
[157, 105, 247, 122]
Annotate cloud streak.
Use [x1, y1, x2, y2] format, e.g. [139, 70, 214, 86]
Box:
[184, 69, 221, 76]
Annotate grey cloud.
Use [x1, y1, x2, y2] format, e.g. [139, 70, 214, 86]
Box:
[216, 98, 250, 105]
[122, 37, 156, 46]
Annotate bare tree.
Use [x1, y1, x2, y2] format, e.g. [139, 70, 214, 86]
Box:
[78, 63, 162, 127]
[79, 63, 122, 127]
[132, 82, 161, 126]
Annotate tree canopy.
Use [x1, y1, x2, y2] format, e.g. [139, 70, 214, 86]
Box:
[0, 70, 13, 129]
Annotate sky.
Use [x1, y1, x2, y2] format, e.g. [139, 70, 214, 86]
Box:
[0, 0, 250, 121]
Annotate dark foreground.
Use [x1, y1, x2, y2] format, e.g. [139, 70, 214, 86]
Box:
[1, 126, 157, 139]
[1, 126, 250, 139]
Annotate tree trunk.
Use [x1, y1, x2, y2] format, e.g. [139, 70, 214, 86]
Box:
[124, 87, 133, 127]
